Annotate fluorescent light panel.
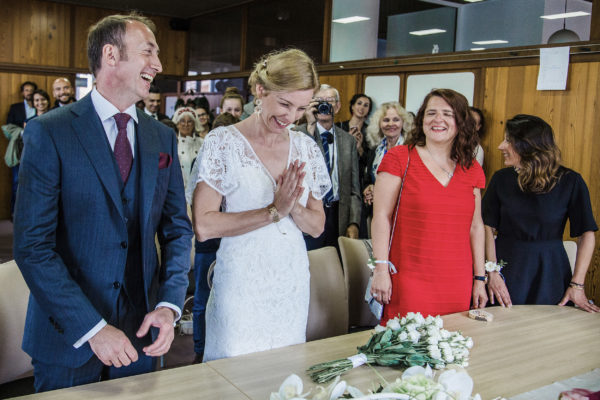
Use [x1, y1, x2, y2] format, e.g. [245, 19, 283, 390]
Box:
[332, 16, 370, 24]
[470, 47, 485, 51]
[409, 28, 447, 36]
[540, 11, 590, 20]
[464, 0, 485, 2]
[472, 39, 508, 44]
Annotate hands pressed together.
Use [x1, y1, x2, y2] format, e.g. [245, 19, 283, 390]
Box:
[89, 307, 176, 367]
[273, 160, 306, 219]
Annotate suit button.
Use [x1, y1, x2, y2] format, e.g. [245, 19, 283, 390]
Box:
[121, 241, 127, 249]
[113, 281, 121, 289]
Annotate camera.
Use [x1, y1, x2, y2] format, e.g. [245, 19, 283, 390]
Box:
[315, 101, 333, 115]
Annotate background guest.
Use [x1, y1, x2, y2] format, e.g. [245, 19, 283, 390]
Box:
[370, 89, 487, 320]
[296, 84, 362, 249]
[172, 107, 203, 190]
[362, 102, 413, 234]
[482, 114, 599, 312]
[143, 84, 168, 120]
[470, 107, 486, 166]
[25, 89, 51, 125]
[220, 87, 244, 118]
[194, 105, 211, 138]
[7, 81, 37, 128]
[51, 78, 76, 109]
[337, 93, 372, 163]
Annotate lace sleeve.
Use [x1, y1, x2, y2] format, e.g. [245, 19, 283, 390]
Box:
[299, 134, 332, 200]
[195, 127, 238, 196]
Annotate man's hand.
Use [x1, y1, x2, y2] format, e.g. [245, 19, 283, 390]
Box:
[88, 324, 138, 367]
[136, 307, 176, 357]
[346, 224, 359, 239]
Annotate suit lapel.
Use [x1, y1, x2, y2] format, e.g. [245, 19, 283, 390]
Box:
[71, 95, 125, 221]
[136, 110, 159, 237]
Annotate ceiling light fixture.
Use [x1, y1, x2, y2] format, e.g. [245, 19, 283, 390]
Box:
[472, 39, 508, 45]
[541, 11, 589, 19]
[409, 29, 447, 36]
[332, 16, 370, 24]
[464, 0, 485, 2]
[547, 0, 582, 44]
[470, 48, 485, 51]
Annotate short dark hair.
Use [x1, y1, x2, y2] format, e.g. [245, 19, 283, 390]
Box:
[149, 84, 160, 94]
[32, 89, 51, 103]
[21, 81, 38, 92]
[87, 13, 156, 76]
[349, 93, 373, 116]
[212, 112, 240, 129]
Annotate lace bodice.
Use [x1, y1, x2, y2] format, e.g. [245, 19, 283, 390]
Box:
[193, 125, 331, 211]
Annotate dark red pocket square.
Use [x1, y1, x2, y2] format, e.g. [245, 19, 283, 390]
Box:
[158, 152, 172, 169]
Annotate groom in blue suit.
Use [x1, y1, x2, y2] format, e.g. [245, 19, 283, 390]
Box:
[13, 13, 192, 392]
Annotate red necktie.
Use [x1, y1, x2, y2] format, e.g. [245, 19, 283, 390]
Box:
[113, 113, 133, 183]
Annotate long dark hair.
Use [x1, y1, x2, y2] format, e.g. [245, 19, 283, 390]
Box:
[405, 89, 477, 169]
[505, 114, 561, 193]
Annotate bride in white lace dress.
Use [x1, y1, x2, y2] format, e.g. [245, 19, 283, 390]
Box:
[191, 49, 331, 361]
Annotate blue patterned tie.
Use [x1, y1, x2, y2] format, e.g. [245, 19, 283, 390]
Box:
[320, 131, 334, 204]
[113, 113, 133, 183]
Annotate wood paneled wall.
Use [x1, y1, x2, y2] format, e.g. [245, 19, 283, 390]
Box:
[0, 0, 189, 219]
[320, 59, 600, 304]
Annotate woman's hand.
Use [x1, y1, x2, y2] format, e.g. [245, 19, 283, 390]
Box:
[559, 287, 600, 313]
[487, 272, 512, 307]
[363, 184, 374, 205]
[370, 266, 392, 304]
[274, 160, 305, 218]
[349, 126, 364, 156]
[472, 280, 488, 309]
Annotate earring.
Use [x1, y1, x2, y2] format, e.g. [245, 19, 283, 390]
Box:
[255, 98, 262, 115]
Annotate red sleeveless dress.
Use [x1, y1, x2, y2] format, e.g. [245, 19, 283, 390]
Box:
[378, 146, 485, 321]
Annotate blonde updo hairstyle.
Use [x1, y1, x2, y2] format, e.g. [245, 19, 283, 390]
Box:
[366, 102, 414, 149]
[220, 87, 244, 109]
[248, 48, 319, 97]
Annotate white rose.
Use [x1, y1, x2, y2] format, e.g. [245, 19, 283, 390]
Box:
[387, 318, 401, 331]
[374, 324, 386, 333]
[399, 331, 408, 341]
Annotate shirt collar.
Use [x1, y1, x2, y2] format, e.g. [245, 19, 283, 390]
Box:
[91, 88, 138, 124]
[316, 123, 333, 136]
[144, 107, 154, 116]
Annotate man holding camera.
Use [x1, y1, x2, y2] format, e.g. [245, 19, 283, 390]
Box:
[295, 84, 361, 250]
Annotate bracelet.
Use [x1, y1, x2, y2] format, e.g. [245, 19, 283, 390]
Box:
[374, 260, 390, 264]
[569, 281, 585, 290]
[484, 260, 506, 273]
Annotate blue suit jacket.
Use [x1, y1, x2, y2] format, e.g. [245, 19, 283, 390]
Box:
[13, 94, 193, 368]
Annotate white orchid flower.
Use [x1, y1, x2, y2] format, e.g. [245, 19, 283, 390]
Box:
[278, 374, 304, 400]
[437, 369, 474, 400]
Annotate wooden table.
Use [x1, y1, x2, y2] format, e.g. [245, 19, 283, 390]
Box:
[14, 305, 600, 399]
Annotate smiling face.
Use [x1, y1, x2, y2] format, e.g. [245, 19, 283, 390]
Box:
[145, 92, 161, 114]
[22, 84, 35, 102]
[380, 107, 403, 142]
[109, 20, 162, 107]
[177, 115, 195, 136]
[352, 96, 370, 119]
[52, 78, 73, 105]
[256, 85, 314, 134]
[498, 134, 521, 168]
[422, 96, 458, 146]
[195, 107, 210, 128]
[221, 98, 243, 118]
[33, 93, 49, 114]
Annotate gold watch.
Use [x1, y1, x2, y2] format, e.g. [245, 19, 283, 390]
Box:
[267, 203, 280, 223]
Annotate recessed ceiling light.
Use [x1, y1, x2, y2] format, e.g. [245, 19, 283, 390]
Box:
[540, 11, 590, 20]
[472, 40, 508, 45]
[409, 29, 447, 36]
[470, 47, 485, 51]
[188, 71, 198, 76]
[332, 16, 370, 24]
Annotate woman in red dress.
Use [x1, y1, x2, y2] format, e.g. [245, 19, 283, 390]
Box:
[370, 89, 488, 320]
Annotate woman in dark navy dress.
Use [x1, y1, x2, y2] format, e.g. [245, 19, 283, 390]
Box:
[482, 114, 599, 312]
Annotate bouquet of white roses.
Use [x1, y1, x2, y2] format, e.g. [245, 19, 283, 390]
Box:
[307, 312, 473, 383]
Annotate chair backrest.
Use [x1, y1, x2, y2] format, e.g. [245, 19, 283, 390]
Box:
[306, 246, 349, 341]
[338, 237, 379, 328]
[0, 260, 33, 384]
[563, 240, 577, 273]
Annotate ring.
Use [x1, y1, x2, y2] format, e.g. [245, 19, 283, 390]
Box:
[589, 299, 595, 305]
[373, 293, 379, 298]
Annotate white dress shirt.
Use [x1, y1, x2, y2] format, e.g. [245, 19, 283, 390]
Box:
[316, 122, 339, 201]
